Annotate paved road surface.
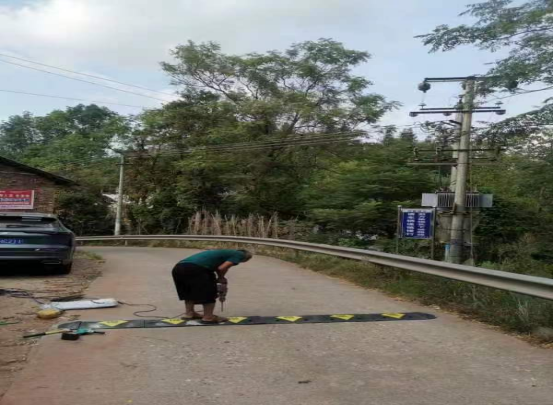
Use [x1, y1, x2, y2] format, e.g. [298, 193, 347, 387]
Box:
[1, 247, 551, 405]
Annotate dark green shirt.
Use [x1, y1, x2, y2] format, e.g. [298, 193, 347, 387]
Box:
[180, 249, 245, 271]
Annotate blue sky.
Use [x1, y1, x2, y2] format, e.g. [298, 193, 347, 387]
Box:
[0, 0, 546, 133]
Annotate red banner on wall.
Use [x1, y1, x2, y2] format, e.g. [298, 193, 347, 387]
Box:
[0, 190, 35, 209]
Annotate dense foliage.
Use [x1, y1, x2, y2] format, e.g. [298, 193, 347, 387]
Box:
[0, 104, 123, 235]
[123, 39, 400, 233]
[0, 9, 551, 271]
[418, 0, 552, 95]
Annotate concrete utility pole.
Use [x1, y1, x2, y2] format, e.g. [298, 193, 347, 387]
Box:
[114, 153, 125, 236]
[449, 99, 464, 191]
[410, 76, 505, 263]
[442, 111, 463, 261]
[448, 79, 475, 264]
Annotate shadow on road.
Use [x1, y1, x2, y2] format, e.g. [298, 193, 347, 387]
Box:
[0, 263, 64, 277]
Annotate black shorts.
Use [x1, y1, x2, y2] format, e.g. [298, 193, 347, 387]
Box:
[172, 262, 217, 304]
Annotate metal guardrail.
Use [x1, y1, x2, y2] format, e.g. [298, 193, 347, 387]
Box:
[76, 235, 553, 300]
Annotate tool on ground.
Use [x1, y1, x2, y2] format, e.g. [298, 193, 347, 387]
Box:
[0, 320, 20, 326]
[61, 328, 105, 341]
[217, 283, 228, 312]
[24, 328, 71, 338]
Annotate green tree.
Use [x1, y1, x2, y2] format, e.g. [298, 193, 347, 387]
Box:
[0, 112, 38, 158]
[399, 128, 417, 145]
[0, 104, 128, 234]
[381, 126, 397, 146]
[55, 190, 114, 236]
[304, 138, 434, 241]
[161, 39, 397, 134]
[473, 129, 553, 262]
[0, 104, 128, 191]
[123, 39, 398, 231]
[418, 0, 552, 94]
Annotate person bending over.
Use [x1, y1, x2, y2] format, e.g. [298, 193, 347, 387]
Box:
[171, 249, 253, 324]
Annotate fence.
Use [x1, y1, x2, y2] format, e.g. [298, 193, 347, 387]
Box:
[76, 235, 553, 300]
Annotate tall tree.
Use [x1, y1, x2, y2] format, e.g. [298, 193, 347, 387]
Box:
[303, 137, 434, 240]
[0, 104, 127, 235]
[161, 38, 397, 135]
[472, 128, 553, 262]
[418, 0, 552, 95]
[0, 104, 128, 191]
[124, 39, 398, 231]
[0, 112, 38, 158]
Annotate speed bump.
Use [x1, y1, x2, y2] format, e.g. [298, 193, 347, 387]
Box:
[58, 312, 435, 330]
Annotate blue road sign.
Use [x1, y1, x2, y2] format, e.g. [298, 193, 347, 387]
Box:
[401, 209, 433, 239]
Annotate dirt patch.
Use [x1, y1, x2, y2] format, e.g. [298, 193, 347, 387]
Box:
[0, 252, 103, 400]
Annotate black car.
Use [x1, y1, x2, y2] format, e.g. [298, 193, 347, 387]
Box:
[0, 212, 75, 274]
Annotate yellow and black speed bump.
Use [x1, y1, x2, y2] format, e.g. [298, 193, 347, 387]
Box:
[58, 312, 435, 330]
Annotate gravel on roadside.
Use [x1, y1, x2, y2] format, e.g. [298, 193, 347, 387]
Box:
[0, 252, 103, 400]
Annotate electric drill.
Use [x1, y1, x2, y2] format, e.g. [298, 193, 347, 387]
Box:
[217, 282, 227, 311]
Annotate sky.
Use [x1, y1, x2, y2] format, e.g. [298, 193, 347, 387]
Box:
[0, 0, 547, 132]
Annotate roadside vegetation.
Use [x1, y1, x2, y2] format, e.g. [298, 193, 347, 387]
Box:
[75, 250, 104, 262]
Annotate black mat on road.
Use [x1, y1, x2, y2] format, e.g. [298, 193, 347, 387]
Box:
[58, 312, 436, 330]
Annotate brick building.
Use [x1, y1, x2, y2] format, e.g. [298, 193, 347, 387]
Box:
[0, 156, 75, 213]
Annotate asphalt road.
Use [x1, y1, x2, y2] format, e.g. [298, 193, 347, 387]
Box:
[1, 247, 551, 405]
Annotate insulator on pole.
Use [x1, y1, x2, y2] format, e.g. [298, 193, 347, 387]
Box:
[418, 82, 431, 93]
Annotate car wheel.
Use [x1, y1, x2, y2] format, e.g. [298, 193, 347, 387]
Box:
[54, 262, 73, 275]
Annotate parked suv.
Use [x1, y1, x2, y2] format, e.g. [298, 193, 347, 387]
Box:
[0, 212, 75, 274]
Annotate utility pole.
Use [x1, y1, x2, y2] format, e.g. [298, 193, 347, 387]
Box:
[448, 79, 475, 263]
[409, 76, 505, 263]
[114, 153, 125, 236]
[449, 100, 464, 190]
[446, 102, 463, 260]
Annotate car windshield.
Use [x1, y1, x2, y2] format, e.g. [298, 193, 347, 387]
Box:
[0, 217, 58, 230]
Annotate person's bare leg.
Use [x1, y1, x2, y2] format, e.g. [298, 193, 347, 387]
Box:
[202, 303, 228, 322]
[202, 303, 216, 320]
[184, 301, 201, 318]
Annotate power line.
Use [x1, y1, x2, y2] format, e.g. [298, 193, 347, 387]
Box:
[42, 134, 366, 169]
[143, 138, 361, 158]
[0, 89, 147, 109]
[129, 132, 367, 158]
[42, 122, 552, 167]
[0, 59, 171, 103]
[20, 139, 351, 170]
[144, 131, 365, 150]
[16, 132, 366, 169]
[485, 86, 554, 102]
[58, 137, 362, 166]
[0, 53, 178, 99]
[14, 122, 548, 173]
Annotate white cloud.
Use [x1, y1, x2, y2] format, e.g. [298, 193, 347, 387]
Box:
[0, 0, 545, 121]
[0, 0, 376, 68]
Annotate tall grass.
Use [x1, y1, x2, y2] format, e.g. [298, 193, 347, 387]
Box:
[186, 210, 298, 239]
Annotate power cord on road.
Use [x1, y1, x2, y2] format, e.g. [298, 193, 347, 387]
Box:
[1, 288, 187, 319]
[117, 301, 188, 319]
[0, 288, 81, 304]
